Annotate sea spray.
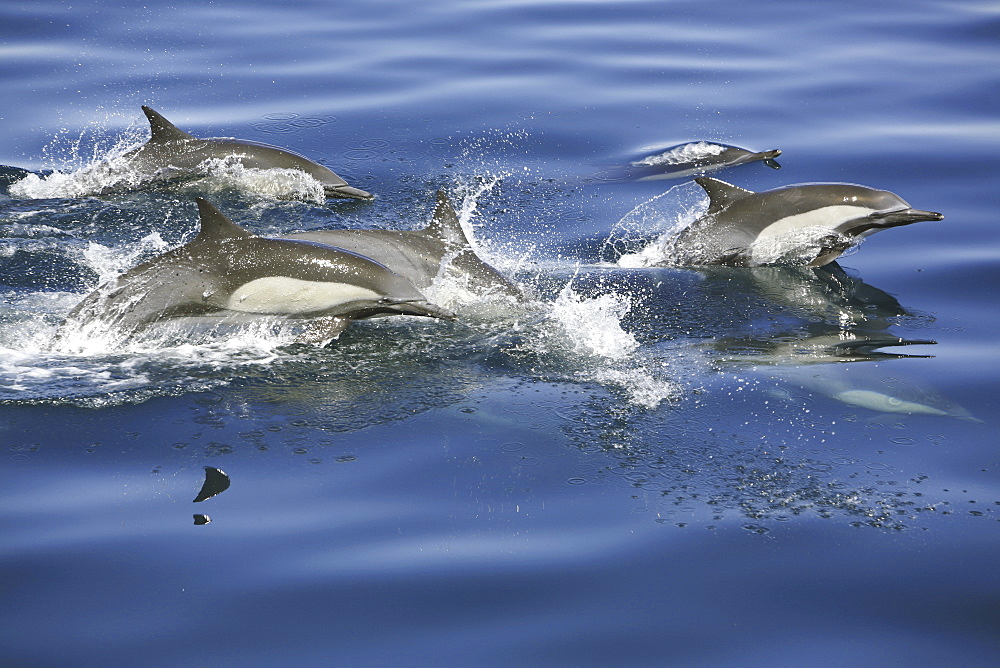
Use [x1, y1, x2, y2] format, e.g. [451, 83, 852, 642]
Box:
[9, 118, 148, 199]
[604, 181, 706, 265]
[9, 121, 329, 202]
[521, 278, 679, 408]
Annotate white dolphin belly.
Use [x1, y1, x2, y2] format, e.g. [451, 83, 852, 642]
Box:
[832, 389, 950, 417]
[226, 276, 380, 314]
[754, 205, 869, 240]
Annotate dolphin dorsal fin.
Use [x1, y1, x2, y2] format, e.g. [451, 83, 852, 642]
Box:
[424, 190, 472, 248]
[193, 198, 257, 244]
[695, 177, 754, 216]
[142, 105, 196, 143]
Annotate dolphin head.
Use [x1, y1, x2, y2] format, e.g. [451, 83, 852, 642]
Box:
[791, 184, 945, 238]
[732, 147, 782, 169]
[679, 179, 945, 267]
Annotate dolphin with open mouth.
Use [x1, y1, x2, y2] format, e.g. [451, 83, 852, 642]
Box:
[668, 177, 944, 267]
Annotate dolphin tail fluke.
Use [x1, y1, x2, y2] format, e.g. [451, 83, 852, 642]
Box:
[141, 106, 196, 142]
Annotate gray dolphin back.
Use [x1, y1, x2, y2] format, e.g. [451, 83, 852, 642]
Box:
[283, 190, 522, 298]
[58, 198, 451, 343]
[132, 106, 373, 200]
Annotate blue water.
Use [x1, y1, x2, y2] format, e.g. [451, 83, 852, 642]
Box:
[2, 1, 999, 665]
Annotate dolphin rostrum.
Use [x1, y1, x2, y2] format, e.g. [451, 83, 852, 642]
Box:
[282, 190, 522, 298]
[57, 198, 450, 344]
[118, 106, 373, 200]
[669, 177, 944, 267]
[627, 142, 782, 181]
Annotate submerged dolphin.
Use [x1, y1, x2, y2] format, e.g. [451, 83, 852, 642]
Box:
[58, 198, 450, 343]
[118, 106, 373, 199]
[282, 190, 522, 298]
[670, 177, 944, 267]
[773, 364, 981, 422]
[627, 142, 781, 181]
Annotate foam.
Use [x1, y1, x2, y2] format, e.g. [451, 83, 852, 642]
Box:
[8, 125, 327, 203]
[2, 167, 683, 409]
[631, 141, 727, 167]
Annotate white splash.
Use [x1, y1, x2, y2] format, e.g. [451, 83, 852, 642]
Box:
[547, 282, 638, 359]
[9, 121, 148, 199]
[180, 157, 327, 203]
[632, 142, 727, 167]
[749, 227, 857, 266]
[521, 280, 679, 408]
[8, 124, 327, 202]
[606, 182, 707, 266]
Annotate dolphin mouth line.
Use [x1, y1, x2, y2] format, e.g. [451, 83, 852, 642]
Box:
[380, 298, 455, 320]
[863, 208, 945, 229]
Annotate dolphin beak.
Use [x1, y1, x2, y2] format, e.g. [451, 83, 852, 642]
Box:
[325, 184, 375, 200]
[870, 208, 945, 228]
[385, 300, 455, 320]
[739, 149, 781, 169]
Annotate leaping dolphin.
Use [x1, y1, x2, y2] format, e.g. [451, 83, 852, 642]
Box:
[669, 177, 944, 267]
[57, 198, 450, 344]
[282, 190, 522, 298]
[627, 142, 781, 181]
[119, 106, 373, 200]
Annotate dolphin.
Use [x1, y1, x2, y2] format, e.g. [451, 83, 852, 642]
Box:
[669, 177, 944, 267]
[57, 198, 451, 344]
[117, 106, 373, 200]
[627, 142, 781, 181]
[282, 190, 522, 298]
[772, 364, 981, 422]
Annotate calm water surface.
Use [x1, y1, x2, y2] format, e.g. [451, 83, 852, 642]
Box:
[2, 1, 999, 665]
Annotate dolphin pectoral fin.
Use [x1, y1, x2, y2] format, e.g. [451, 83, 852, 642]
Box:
[295, 316, 353, 345]
[712, 249, 752, 266]
[764, 158, 781, 169]
[808, 234, 856, 267]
